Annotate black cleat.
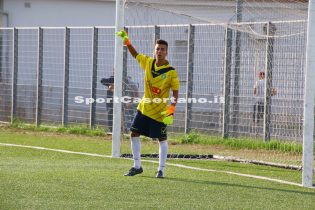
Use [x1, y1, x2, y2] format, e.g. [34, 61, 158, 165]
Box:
[124, 167, 143, 176]
[156, 170, 164, 178]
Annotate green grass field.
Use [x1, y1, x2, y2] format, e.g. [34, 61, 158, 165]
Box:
[1, 127, 315, 209]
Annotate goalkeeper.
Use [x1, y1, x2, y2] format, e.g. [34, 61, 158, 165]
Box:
[116, 30, 179, 178]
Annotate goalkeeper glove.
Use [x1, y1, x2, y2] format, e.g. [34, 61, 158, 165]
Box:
[161, 105, 175, 125]
[115, 30, 131, 46]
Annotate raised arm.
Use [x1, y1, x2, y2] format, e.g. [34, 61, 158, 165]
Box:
[116, 30, 138, 58]
[126, 44, 138, 58]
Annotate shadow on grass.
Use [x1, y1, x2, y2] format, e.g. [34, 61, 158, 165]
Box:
[141, 175, 315, 195]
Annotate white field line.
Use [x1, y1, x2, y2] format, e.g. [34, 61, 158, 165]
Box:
[0, 143, 112, 158]
[0, 142, 311, 188]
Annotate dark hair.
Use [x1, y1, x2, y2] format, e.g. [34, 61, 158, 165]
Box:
[155, 39, 168, 48]
[100, 76, 114, 87]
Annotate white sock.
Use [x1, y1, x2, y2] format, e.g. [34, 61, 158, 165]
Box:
[158, 140, 168, 173]
[131, 137, 141, 169]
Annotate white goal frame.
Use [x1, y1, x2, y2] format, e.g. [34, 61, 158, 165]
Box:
[302, 0, 315, 188]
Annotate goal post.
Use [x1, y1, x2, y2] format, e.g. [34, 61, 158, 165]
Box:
[112, 0, 125, 158]
[302, 0, 315, 188]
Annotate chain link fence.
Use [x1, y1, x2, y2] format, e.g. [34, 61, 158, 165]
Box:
[0, 21, 308, 143]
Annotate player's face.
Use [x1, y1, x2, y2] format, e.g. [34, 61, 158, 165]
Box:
[259, 73, 265, 79]
[155, 44, 168, 60]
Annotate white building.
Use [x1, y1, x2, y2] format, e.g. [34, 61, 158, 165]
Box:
[0, 0, 308, 27]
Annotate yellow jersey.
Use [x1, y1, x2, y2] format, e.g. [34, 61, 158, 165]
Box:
[136, 54, 180, 122]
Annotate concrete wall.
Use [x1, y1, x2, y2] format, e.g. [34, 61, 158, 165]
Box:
[0, 0, 3, 27]
[3, 0, 307, 27]
[4, 0, 116, 27]
[4, 0, 226, 27]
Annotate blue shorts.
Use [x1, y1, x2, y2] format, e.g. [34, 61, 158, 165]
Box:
[130, 111, 167, 139]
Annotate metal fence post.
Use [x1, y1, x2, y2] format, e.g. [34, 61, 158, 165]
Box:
[153, 25, 160, 57]
[62, 27, 70, 127]
[154, 25, 160, 42]
[222, 26, 233, 138]
[232, 0, 244, 135]
[264, 22, 276, 141]
[11, 28, 18, 124]
[122, 27, 128, 133]
[184, 24, 194, 134]
[123, 27, 128, 94]
[0, 31, 2, 83]
[36, 27, 43, 127]
[90, 27, 98, 128]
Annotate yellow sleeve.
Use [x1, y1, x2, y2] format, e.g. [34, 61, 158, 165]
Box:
[171, 70, 180, 91]
[136, 54, 151, 71]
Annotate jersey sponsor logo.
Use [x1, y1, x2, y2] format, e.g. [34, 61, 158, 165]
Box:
[151, 86, 161, 95]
